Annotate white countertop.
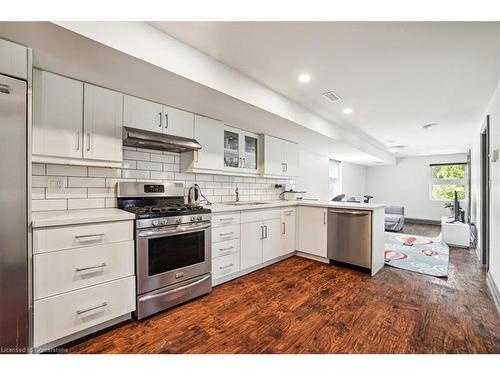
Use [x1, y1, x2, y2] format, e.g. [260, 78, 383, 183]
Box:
[32, 208, 136, 228]
[208, 200, 385, 213]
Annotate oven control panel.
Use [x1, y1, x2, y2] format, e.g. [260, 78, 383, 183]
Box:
[144, 184, 165, 193]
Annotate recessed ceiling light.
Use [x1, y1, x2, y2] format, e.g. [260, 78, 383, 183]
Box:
[388, 145, 408, 153]
[298, 73, 311, 83]
[343, 108, 353, 114]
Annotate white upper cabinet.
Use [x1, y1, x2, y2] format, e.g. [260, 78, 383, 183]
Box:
[181, 115, 224, 172]
[162, 105, 194, 139]
[262, 135, 299, 178]
[223, 125, 260, 174]
[123, 95, 163, 133]
[83, 84, 123, 162]
[0, 39, 28, 80]
[33, 69, 84, 159]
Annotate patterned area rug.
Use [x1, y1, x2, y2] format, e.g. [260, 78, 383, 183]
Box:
[384, 232, 449, 278]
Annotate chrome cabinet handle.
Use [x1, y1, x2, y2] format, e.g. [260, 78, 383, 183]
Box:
[75, 131, 80, 151]
[219, 232, 234, 237]
[76, 263, 106, 272]
[219, 263, 234, 270]
[158, 112, 162, 127]
[138, 275, 211, 302]
[282, 222, 286, 235]
[75, 233, 104, 241]
[329, 210, 369, 215]
[219, 246, 234, 252]
[165, 113, 169, 128]
[241, 157, 245, 168]
[76, 302, 107, 315]
[260, 226, 264, 239]
[195, 150, 199, 162]
[219, 218, 234, 222]
[284, 210, 293, 215]
[86, 133, 91, 152]
[323, 212, 326, 225]
[0, 84, 11, 94]
[264, 225, 268, 239]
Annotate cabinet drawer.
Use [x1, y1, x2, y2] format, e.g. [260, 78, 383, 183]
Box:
[34, 276, 135, 347]
[212, 252, 240, 280]
[212, 224, 240, 243]
[34, 241, 135, 300]
[33, 220, 133, 254]
[212, 212, 241, 228]
[241, 208, 281, 223]
[281, 207, 296, 219]
[212, 238, 240, 259]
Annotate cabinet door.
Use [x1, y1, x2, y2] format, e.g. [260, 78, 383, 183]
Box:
[242, 131, 259, 173]
[83, 84, 123, 162]
[280, 208, 296, 256]
[240, 221, 263, 270]
[123, 95, 162, 133]
[297, 206, 327, 258]
[283, 140, 299, 177]
[262, 218, 282, 262]
[162, 105, 194, 139]
[33, 69, 83, 159]
[193, 115, 223, 170]
[264, 135, 284, 176]
[223, 127, 240, 169]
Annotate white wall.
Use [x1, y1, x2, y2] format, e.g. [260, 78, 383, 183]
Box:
[366, 154, 467, 221]
[341, 162, 367, 201]
[471, 80, 500, 297]
[296, 148, 329, 201]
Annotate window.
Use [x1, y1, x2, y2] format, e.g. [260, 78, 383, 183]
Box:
[329, 160, 342, 199]
[430, 163, 467, 200]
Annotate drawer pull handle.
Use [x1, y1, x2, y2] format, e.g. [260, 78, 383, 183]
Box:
[219, 263, 234, 270]
[75, 233, 105, 241]
[219, 218, 234, 222]
[284, 210, 293, 215]
[76, 263, 106, 272]
[219, 246, 234, 252]
[219, 232, 234, 236]
[76, 302, 108, 315]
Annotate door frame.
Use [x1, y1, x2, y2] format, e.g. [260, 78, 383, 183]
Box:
[480, 115, 490, 270]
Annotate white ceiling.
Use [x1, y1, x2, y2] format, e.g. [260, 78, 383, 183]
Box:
[151, 22, 500, 157]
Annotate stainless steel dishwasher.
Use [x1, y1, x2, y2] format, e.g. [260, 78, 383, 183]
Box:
[327, 209, 372, 269]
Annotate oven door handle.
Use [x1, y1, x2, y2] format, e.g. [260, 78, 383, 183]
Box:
[138, 274, 211, 302]
[137, 222, 211, 237]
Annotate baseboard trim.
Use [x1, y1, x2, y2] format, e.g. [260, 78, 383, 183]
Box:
[486, 272, 500, 317]
[406, 218, 440, 225]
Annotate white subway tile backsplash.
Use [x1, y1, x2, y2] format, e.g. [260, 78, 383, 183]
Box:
[32, 149, 292, 211]
[124, 150, 150, 161]
[150, 154, 175, 163]
[32, 199, 67, 212]
[32, 163, 45, 176]
[68, 177, 106, 188]
[122, 169, 150, 179]
[67, 198, 105, 210]
[137, 161, 162, 171]
[46, 164, 87, 177]
[46, 187, 87, 199]
[88, 167, 122, 178]
[150, 171, 175, 180]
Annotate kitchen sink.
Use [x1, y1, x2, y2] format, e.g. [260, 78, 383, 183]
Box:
[224, 202, 270, 206]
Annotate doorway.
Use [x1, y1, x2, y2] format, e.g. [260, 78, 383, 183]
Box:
[480, 115, 490, 271]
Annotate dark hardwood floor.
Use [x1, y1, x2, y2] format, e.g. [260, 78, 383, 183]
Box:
[69, 238, 500, 354]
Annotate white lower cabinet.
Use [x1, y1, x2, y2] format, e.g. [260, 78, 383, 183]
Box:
[241, 221, 264, 269]
[297, 206, 328, 258]
[212, 252, 241, 280]
[34, 276, 135, 347]
[280, 207, 296, 256]
[262, 218, 282, 262]
[33, 219, 136, 348]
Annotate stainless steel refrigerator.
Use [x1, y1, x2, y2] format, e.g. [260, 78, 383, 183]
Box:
[0, 73, 29, 352]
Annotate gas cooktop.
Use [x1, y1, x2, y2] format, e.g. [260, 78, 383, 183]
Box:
[120, 204, 211, 219]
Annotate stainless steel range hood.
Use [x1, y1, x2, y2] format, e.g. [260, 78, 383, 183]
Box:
[123, 127, 202, 153]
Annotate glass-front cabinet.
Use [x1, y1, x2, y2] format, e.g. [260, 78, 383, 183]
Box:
[223, 125, 259, 174]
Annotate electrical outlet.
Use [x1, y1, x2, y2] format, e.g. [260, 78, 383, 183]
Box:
[47, 177, 66, 193]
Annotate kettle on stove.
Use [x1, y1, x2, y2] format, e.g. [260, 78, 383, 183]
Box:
[188, 184, 202, 205]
